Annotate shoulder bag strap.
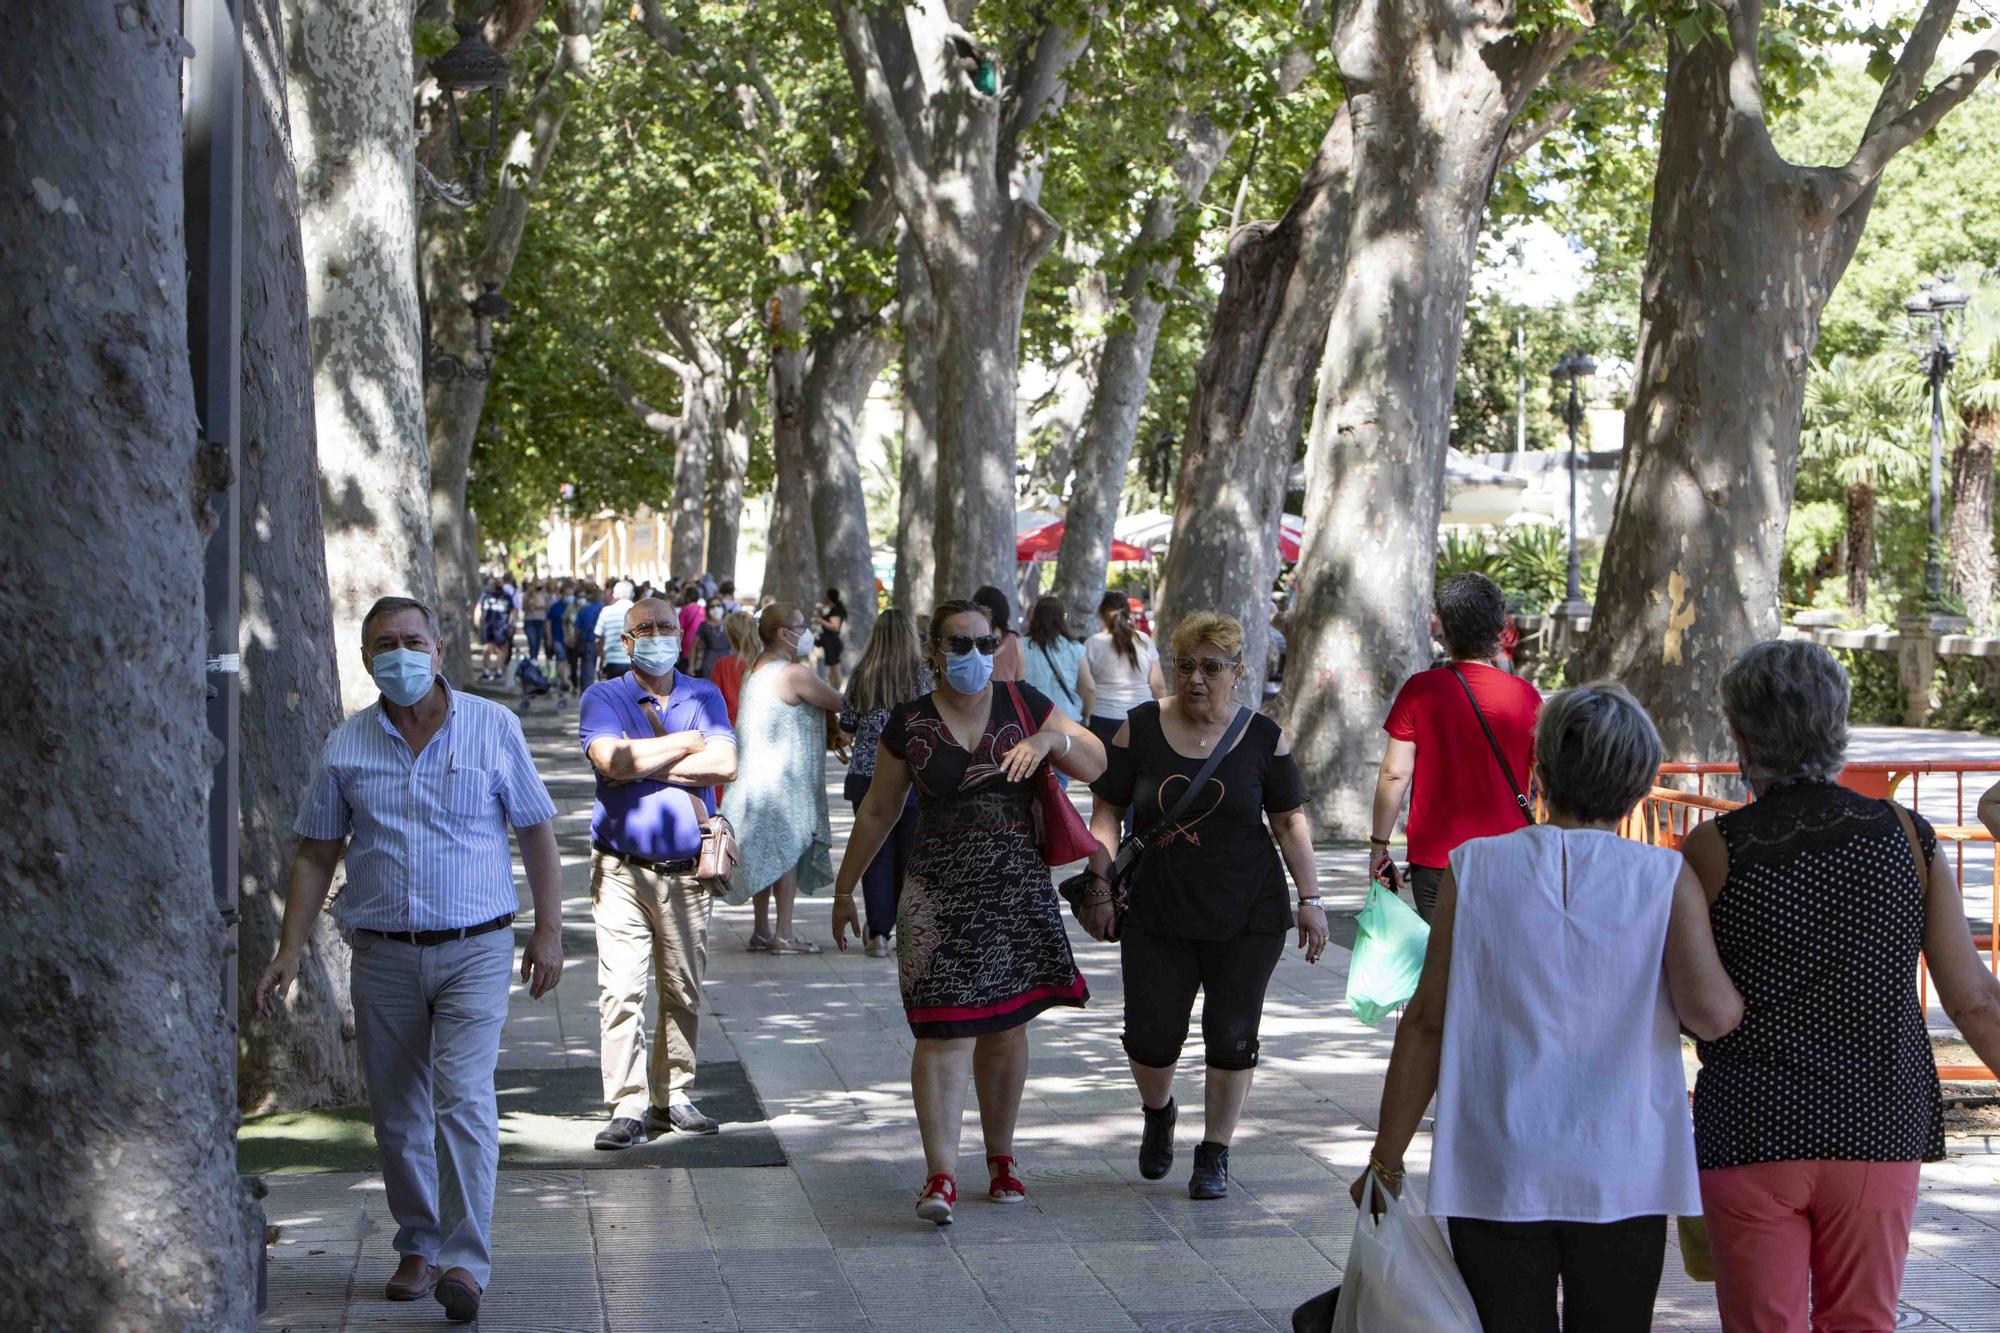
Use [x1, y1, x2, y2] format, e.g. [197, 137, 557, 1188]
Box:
[1447, 664, 1532, 825]
[1036, 640, 1081, 706]
[1145, 706, 1252, 835]
[1885, 799, 1929, 886]
[637, 692, 715, 819]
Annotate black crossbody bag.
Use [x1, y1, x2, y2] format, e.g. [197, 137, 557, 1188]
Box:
[1060, 706, 1252, 932]
[1446, 663, 1532, 825]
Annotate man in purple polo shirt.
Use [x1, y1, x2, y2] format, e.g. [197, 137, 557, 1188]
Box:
[578, 596, 737, 1149]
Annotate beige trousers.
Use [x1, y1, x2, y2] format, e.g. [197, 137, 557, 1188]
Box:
[591, 851, 711, 1119]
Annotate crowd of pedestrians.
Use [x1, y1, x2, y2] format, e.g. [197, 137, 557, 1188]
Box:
[250, 565, 2000, 1327]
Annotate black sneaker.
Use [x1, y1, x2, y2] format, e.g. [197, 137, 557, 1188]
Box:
[1189, 1141, 1229, 1200]
[594, 1116, 649, 1150]
[647, 1101, 719, 1136]
[1139, 1099, 1177, 1181]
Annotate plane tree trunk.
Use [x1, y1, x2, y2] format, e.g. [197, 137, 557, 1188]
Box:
[0, 3, 257, 1321]
[285, 0, 438, 711]
[833, 3, 1091, 596]
[237, 0, 360, 1114]
[1580, 0, 1998, 758]
[894, 229, 939, 613]
[805, 307, 898, 653]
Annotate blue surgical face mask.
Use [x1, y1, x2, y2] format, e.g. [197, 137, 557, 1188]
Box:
[372, 648, 437, 707]
[632, 636, 680, 675]
[944, 650, 994, 694]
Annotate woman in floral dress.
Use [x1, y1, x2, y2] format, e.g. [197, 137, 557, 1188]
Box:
[833, 599, 1105, 1224]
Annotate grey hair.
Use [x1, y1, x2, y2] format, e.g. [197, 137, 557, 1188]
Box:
[1534, 681, 1665, 823]
[359, 595, 439, 649]
[1720, 639, 1849, 788]
[612, 579, 634, 601]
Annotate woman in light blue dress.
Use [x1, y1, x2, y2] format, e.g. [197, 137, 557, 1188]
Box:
[721, 603, 842, 953]
[1022, 597, 1088, 786]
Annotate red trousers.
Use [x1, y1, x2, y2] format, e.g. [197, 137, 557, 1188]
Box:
[1699, 1159, 1921, 1332]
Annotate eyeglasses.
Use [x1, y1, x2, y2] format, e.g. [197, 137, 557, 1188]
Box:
[938, 634, 1001, 656]
[1174, 655, 1240, 678]
[626, 621, 675, 638]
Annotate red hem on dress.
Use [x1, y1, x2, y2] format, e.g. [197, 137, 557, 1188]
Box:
[905, 973, 1088, 1024]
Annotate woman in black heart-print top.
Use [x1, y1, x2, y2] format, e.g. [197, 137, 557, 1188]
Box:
[1083, 611, 1324, 1202]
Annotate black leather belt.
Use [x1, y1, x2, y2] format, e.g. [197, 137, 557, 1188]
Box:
[358, 912, 514, 948]
[592, 841, 698, 875]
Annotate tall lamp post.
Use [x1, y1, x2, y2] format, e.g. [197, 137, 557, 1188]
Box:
[1903, 274, 1969, 602]
[1549, 349, 1597, 641]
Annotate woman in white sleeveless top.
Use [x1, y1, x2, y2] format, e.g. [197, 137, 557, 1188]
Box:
[1356, 683, 1744, 1331]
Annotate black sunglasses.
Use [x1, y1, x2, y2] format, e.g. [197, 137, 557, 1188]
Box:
[937, 634, 1001, 656]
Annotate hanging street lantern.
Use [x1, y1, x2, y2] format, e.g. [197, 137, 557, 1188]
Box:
[469, 280, 514, 359]
[426, 280, 518, 383]
[426, 20, 511, 205]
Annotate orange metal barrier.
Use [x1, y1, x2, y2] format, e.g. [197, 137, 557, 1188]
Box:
[1619, 762, 1997, 1082]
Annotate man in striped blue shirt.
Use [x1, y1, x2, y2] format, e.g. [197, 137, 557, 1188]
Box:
[254, 596, 563, 1324]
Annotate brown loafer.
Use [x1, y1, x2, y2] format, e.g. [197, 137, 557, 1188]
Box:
[435, 1266, 482, 1323]
[383, 1255, 438, 1301]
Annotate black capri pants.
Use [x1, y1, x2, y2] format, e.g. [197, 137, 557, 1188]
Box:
[1120, 923, 1286, 1071]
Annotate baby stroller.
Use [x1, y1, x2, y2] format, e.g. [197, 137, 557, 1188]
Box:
[513, 657, 556, 712]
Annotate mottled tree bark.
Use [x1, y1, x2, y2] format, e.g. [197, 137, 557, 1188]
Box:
[238, 0, 360, 1114]
[1156, 109, 1354, 708]
[1276, 1, 1580, 833]
[1844, 479, 1876, 624]
[1948, 417, 1996, 628]
[708, 375, 751, 582]
[1582, 0, 1997, 759]
[833, 4, 1087, 596]
[286, 0, 437, 711]
[426, 5, 601, 682]
[1053, 112, 1234, 633]
[894, 229, 939, 614]
[0, 3, 256, 1323]
[766, 285, 822, 608]
[805, 308, 897, 654]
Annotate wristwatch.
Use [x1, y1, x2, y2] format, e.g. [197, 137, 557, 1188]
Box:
[1297, 896, 1323, 909]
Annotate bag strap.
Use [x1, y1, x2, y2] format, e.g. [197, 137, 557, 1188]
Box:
[1447, 663, 1532, 825]
[636, 691, 715, 819]
[1143, 706, 1251, 836]
[1885, 799, 1929, 886]
[1036, 640, 1080, 706]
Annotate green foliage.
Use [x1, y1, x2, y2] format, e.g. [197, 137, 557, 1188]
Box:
[1434, 525, 1596, 613]
[1782, 499, 1847, 613]
[1437, 529, 1502, 582]
[1830, 647, 1904, 725]
[1931, 657, 2000, 735]
[1770, 69, 2000, 361]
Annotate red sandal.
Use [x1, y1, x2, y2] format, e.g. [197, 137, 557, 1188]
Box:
[916, 1172, 956, 1225]
[987, 1155, 1027, 1204]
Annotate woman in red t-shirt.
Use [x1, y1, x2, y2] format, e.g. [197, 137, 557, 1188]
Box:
[1368, 573, 1541, 920]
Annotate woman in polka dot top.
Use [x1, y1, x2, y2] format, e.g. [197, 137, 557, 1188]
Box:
[1682, 640, 2000, 1330]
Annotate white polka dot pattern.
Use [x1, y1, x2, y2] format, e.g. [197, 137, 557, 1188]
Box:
[1692, 782, 1946, 1169]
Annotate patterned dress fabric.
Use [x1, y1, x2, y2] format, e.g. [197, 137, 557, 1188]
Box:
[718, 663, 834, 905]
[880, 685, 1089, 1038]
[1693, 781, 1946, 1169]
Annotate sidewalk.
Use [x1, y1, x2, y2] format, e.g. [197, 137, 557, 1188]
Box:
[257, 694, 2000, 1331]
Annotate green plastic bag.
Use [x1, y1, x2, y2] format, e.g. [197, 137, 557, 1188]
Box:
[1345, 880, 1431, 1026]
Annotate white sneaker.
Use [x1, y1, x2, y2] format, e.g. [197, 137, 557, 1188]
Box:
[865, 937, 891, 958]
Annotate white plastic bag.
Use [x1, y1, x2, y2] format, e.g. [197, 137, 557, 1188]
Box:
[1331, 1172, 1482, 1333]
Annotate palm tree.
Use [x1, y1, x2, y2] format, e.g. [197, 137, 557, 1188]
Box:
[1946, 277, 2000, 629]
[1801, 352, 1924, 624]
